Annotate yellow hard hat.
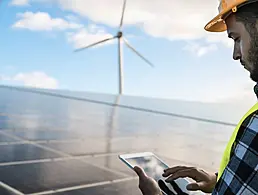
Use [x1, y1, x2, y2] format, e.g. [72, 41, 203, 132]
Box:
[204, 0, 257, 32]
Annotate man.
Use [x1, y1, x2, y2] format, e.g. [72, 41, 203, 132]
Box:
[134, 0, 258, 194]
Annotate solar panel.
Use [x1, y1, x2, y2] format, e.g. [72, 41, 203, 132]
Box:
[0, 86, 230, 194]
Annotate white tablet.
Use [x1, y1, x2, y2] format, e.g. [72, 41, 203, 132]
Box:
[119, 152, 204, 195]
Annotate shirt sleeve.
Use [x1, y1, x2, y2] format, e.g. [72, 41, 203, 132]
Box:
[212, 113, 258, 195]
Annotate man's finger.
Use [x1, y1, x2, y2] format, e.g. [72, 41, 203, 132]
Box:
[158, 180, 175, 195]
[169, 180, 184, 194]
[163, 166, 192, 177]
[165, 169, 198, 182]
[187, 181, 207, 191]
[134, 166, 147, 179]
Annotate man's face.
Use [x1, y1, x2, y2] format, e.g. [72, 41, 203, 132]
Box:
[225, 14, 258, 82]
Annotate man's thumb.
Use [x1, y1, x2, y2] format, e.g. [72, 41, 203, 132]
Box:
[186, 183, 200, 191]
[134, 166, 147, 178]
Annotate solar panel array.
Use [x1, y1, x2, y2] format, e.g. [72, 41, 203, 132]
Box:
[0, 87, 232, 194]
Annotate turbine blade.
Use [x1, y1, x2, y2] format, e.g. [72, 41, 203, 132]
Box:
[74, 36, 116, 52]
[119, 0, 127, 29]
[123, 38, 154, 67]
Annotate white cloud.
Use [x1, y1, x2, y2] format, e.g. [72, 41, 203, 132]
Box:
[55, 0, 225, 42]
[67, 24, 115, 49]
[12, 12, 82, 31]
[206, 32, 234, 48]
[65, 15, 80, 23]
[1, 72, 58, 89]
[182, 31, 234, 56]
[11, 0, 234, 53]
[183, 42, 218, 57]
[10, 0, 30, 6]
[11, 11, 116, 49]
[18, 1, 231, 46]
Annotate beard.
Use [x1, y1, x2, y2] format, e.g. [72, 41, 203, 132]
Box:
[246, 35, 258, 82]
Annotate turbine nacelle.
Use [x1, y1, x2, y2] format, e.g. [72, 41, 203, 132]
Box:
[117, 31, 123, 39]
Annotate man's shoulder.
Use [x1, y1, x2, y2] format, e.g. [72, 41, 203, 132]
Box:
[234, 110, 258, 170]
[212, 111, 258, 195]
[236, 110, 258, 154]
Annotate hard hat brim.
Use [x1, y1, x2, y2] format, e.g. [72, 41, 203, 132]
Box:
[204, 10, 229, 32]
[204, 0, 252, 32]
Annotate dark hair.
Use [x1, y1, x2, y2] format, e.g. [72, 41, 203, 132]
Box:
[235, 1, 258, 33]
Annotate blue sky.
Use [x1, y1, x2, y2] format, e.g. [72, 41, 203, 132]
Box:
[0, 0, 256, 103]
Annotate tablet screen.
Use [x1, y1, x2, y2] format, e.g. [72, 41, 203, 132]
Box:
[125, 155, 168, 181]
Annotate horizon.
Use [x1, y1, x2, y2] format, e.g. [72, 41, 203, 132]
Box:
[1, 83, 256, 105]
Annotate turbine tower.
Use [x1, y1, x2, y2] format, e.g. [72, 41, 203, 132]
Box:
[74, 0, 154, 94]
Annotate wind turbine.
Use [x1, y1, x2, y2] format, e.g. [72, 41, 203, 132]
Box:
[74, 0, 154, 95]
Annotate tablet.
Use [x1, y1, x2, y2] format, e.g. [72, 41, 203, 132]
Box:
[119, 152, 204, 195]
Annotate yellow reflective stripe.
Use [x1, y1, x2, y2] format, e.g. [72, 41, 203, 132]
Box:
[217, 102, 258, 180]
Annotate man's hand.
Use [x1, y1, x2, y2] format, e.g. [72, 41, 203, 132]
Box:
[162, 166, 217, 193]
[134, 166, 163, 195]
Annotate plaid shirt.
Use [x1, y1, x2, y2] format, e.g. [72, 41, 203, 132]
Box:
[212, 109, 258, 194]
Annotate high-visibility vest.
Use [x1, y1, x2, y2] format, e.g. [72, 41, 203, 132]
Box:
[217, 102, 258, 180]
